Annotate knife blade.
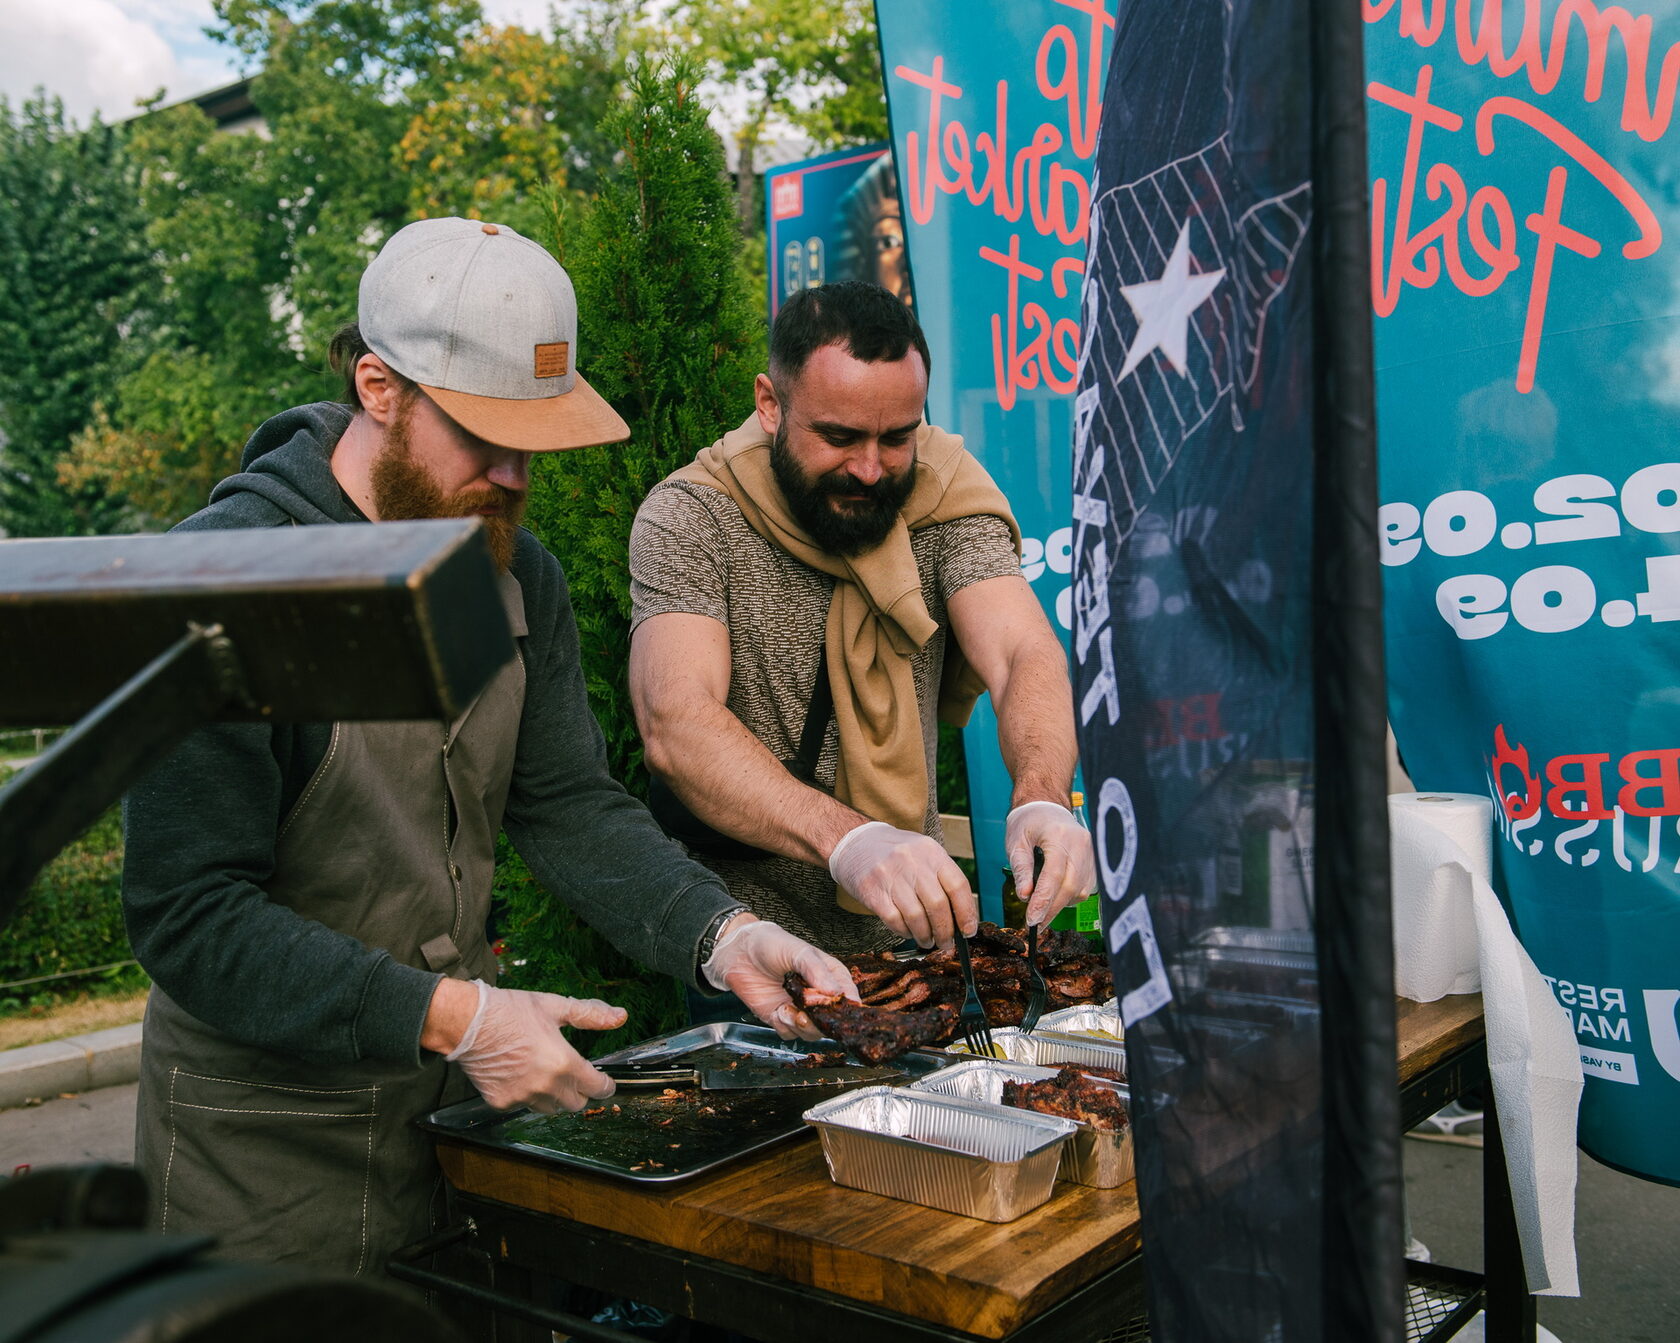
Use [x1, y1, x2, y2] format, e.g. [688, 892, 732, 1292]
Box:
[599, 1063, 905, 1091]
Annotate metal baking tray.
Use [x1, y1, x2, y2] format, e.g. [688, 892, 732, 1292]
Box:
[802, 1085, 1075, 1221]
[938, 1026, 1129, 1079]
[1194, 925, 1315, 955]
[1035, 1000, 1123, 1041]
[910, 1058, 1134, 1188]
[419, 1022, 941, 1184]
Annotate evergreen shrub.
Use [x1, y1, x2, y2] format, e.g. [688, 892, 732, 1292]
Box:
[0, 772, 142, 1014]
[496, 57, 764, 1049]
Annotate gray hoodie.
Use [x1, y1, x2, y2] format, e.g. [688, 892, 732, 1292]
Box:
[122, 403, 736, 1066]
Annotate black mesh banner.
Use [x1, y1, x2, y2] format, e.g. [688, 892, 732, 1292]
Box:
[1072, 2, 1399, 1339]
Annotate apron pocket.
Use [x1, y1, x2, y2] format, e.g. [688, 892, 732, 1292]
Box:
[159, 1066, 380, 1276]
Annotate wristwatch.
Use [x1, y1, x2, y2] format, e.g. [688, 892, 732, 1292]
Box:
[697, 904, 748, 973]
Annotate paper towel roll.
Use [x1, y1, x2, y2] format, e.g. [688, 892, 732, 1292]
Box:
[1389, 790, 1583, 1297]
[1391, 793, 1489, 1000]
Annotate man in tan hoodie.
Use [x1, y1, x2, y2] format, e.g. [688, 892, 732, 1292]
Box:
[628, 281, 1095, 958]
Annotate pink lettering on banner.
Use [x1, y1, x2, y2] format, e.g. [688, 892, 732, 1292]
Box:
[893, 0, 1116, 411]
[1365, 1, 1674, 392]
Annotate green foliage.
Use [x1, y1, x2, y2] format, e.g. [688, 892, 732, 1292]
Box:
[491, 840, 684, 1057]
[504, 57, 762, 1028]
[526, 55, 764, 797]
[0, 94, 154, 537]
[0, 773, 140, 1014]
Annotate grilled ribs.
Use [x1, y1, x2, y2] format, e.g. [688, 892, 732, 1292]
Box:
[785, 922, 1112, 1063]
[1000, 1065, 1130, 1132]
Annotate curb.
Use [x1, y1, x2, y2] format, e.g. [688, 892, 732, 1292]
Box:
[0, 1023, 143, 1110]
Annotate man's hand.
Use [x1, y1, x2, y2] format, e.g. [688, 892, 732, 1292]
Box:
[432, 979, 627, 1114]
[827, 821, 977, 948]
[702, 915, 860, 1040]
[1006, 801, 1098, 926]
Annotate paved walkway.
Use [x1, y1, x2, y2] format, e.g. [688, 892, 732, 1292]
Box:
[0, 1081, 136, 1173]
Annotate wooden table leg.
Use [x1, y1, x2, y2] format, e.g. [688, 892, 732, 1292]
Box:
[1482, 1090, 1537, 1343]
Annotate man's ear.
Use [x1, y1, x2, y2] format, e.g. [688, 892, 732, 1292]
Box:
[355, 354, 405, 426]
[754, 372, 783, 438]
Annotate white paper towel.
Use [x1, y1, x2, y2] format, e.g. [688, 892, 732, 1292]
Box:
[1390, 792, 1583, 1298]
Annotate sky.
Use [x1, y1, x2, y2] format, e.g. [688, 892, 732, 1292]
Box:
[0, 0, 556, 125]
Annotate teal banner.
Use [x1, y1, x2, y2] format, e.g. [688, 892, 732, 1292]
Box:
[1366, 1, 1680, 1184]
[876, 0, 1115, 913]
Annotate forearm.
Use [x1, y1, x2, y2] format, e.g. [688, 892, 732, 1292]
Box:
[992, 643, 1079, 807]
[643, 692, 870, 864]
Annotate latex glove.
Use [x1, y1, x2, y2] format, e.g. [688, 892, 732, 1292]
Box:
[1007, 800, 1098, 926]
[445, 979, 627, 1114]
[827, 820, 977, 949]
[702, 916, 861, 1040]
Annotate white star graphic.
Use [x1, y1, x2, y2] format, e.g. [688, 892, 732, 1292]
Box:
[1118, 221, 1226, 380]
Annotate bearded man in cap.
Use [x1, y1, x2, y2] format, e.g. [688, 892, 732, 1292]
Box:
[121, 218, 858, 1275]
[628, 281, 1096, 961]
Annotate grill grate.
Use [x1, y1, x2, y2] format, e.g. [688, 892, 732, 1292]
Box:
[1096, 1314, 1152, 1343]
[1405, 1260, 1481, 1342]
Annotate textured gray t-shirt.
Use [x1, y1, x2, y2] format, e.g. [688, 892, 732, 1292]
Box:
[630, 480, 1019, 954]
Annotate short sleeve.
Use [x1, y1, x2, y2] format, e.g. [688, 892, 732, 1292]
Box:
[630, 483, 731, 632]
[931, 512, 1020, 601]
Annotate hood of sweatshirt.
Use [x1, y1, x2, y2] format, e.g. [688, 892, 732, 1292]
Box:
[183, 402, 358, 531]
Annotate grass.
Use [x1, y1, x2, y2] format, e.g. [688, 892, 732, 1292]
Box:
[0, 985, 150, 1050]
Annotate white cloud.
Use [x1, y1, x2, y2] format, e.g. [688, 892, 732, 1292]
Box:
[0, 0, 238, 124]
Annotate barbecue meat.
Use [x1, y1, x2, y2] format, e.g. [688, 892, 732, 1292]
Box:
[784, 923, 1112, 1063]
[1001, 1066, 1130, 1131]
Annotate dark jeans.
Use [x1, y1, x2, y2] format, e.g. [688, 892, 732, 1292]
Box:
[684, 985, 750, 1029]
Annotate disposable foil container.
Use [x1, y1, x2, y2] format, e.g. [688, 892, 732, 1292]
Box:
[945, 1027, 1129, 1078]
[1195, 925, 1315, 955]
[910, 1059, 1135, 1189]
[1035, 1000, 1123, 1041]
[802, 1085, 1075, 1221]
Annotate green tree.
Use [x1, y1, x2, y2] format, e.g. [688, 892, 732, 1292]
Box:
[654, 0, 889, 226]
[0, 94, 153, 536]
[498, 56, 764, 1045]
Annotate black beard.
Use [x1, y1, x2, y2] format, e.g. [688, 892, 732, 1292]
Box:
[770, 421, 916, 557]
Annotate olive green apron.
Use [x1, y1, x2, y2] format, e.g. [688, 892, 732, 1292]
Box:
[135, 570, 528, 1277]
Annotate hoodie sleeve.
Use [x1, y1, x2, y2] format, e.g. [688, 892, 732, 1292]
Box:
[502, 538, 739, 986]
[121, 723, 442, 1066]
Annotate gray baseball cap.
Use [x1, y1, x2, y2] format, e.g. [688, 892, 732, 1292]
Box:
[358, 217, 630, 452]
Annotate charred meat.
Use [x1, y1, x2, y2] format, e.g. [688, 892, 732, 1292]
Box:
[1000, 1065, 1129, 1132]
[785, 922, 1112, 1063]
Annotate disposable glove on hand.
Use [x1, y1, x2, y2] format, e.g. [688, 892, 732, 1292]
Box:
[1007, 800, 1098, 926]
[827, 820, 977, 949]
[703, 916, 860, 1040]
[445, 979, 627, 1114]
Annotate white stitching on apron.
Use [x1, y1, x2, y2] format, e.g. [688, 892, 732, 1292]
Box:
[278, 722, 343, 841]
[162, 1065, 180, 1231]
[357, 1084, 378, 1276]
[169, 1103, 376, 1118]
[171, 1068, 376, 1098]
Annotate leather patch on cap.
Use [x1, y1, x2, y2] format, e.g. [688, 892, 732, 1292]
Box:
[534, 341, 570, 379]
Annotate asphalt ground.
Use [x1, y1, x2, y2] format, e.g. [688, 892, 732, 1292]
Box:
[3, 1085, 1675, 1339]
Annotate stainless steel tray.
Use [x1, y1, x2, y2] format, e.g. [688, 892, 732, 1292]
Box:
[419, 1022, 940, 1184]
[910, 1058, 1134, 1188]
[803, 1085, 1075, 1221]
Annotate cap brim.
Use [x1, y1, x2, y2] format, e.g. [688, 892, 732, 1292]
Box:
[422, 373, 631, 453]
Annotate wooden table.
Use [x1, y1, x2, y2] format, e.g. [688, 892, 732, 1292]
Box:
[411, 995, 1525, 1343]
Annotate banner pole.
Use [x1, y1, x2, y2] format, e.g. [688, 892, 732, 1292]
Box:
[1310, 1, 1404, 1337]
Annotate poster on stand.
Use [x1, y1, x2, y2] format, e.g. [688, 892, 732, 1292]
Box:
[876, 0, 1115, 913]
[1366, 1, 1680, 1187]
[765, 143, 908, 318]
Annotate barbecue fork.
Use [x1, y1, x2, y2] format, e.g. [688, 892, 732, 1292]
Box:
[1019, 849, 1051, 1032]
[952, 928, 996, 1057]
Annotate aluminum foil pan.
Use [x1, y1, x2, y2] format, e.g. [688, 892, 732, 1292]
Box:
[1034, 1000, 1123, 1041]
[1194, 925, 1315, 955]
[802, 1085, 1075, 1221]
[1178, 946, 1319, 1001]
[944, 1027, 1129, 1079]
[910, 1059, 1134, 1188]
